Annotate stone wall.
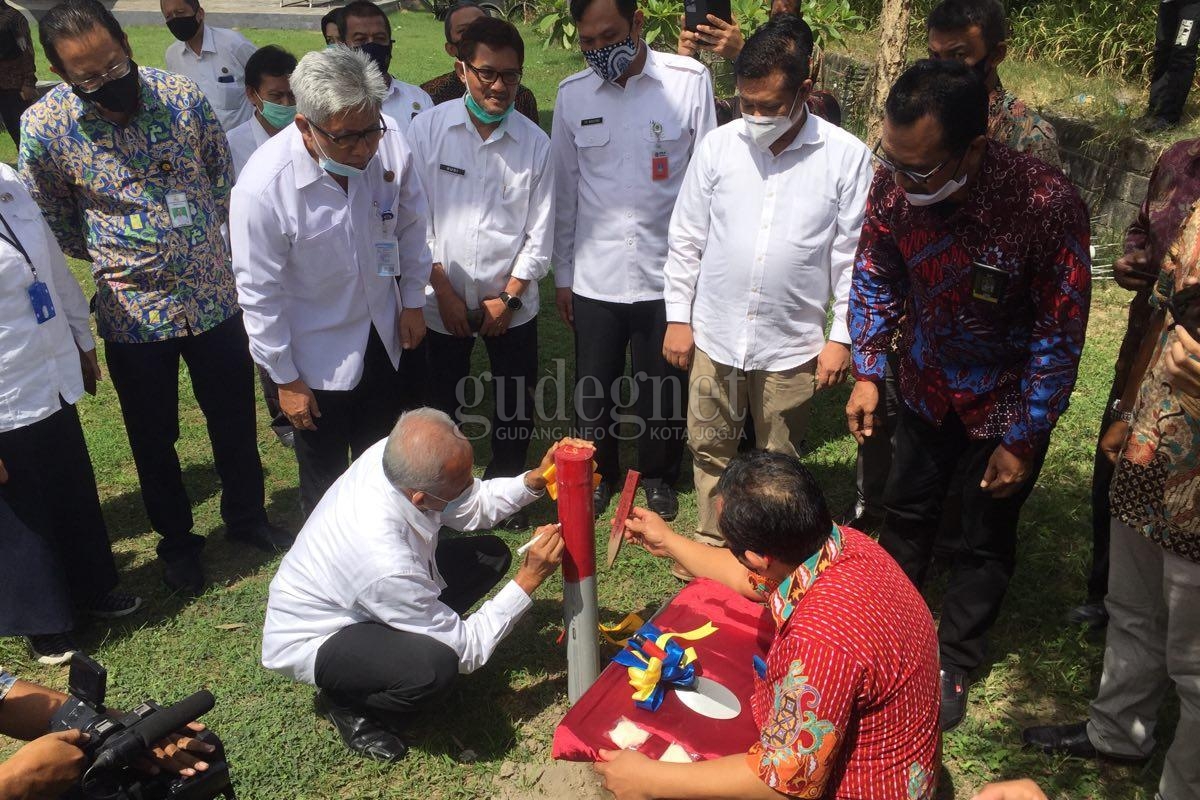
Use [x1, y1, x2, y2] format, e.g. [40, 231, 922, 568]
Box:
[818, 51, 1160, 235]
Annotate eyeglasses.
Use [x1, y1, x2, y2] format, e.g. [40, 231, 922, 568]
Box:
[308, 118, 388, 147]
[870, 141, 955, 185]
[71, 58, 133, 94]
[462, 61, 522, 87]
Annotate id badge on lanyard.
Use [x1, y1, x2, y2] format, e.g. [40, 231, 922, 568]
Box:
[650, 120, 669, 181]
[0, 210, 54, 324]
[373, 202, 400, 277]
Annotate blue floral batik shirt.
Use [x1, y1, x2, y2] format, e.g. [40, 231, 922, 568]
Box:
[19, 67, 236, 343]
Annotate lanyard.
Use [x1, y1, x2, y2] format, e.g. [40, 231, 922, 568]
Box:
[0, 211, 36, 281]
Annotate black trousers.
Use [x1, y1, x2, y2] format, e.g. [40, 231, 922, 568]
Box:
[293, 326, 402, 516]
[1150, 0, 1200, 123]
[1087, 397, 1118, 603]
[427, 319, 538, 479]
[313, 535, 512, 723]
[878, 405, 1046, 673]
[256, 365, 292, 435]
[571, 295, 685, 489]
[0, 403, 118, 635]
[0, 88, 29, 145]
[105, 313, 266, 564]
[853, 354, 902, 515]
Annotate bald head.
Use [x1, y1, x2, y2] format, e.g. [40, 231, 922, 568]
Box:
[382, 408, 473, 497]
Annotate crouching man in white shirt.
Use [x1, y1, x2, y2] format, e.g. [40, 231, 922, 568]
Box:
[263, 408, 577, 763]
[662, 16, 872, 548]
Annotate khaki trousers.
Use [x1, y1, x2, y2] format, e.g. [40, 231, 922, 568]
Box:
[686, 347, 816, 545]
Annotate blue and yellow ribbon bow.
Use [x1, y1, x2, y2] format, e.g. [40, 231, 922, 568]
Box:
[611, 621, 718, 711]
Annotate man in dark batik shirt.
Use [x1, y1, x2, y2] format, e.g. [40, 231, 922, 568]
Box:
[846, 60, 1090, 733]
[421, 0, 540, 126]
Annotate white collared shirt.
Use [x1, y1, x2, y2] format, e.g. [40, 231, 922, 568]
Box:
[405, 99, 553, 334]
[165, 24, 257, 131]
[262, 439, 542, 685]
[229, 120, 431, 391]
[381, 77, 432, 139]
[664, 114, 872, 372]
[0, 164, 94, 433]
[226, 113, 273, 181]
[551, 48, 716, 303]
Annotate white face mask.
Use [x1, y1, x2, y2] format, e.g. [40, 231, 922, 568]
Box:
[903, 172, 967, 207]
[743, 89, 801, 152]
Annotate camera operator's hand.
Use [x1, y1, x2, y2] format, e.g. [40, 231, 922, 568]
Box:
[136, 722, 218, 779]
[0, 729, 88, 800]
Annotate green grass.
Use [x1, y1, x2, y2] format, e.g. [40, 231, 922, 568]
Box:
[0, 11, 1175, 800]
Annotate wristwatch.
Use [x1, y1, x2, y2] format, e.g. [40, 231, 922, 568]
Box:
[499, 291, 523, 312]
[1110, 398, 1134, 424]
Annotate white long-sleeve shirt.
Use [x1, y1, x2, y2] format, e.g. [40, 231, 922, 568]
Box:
[0, 164, 93, 433]
[405, 99, 553, 334]
[663, 113, 872, 371]
[165, 25, 257, 132]
[226, 114, 272, 181]
[380, 77, 433, 139]
[261, 439, 542, 684]
[550, 48, 715, 303]
[229, 120, 431, 391]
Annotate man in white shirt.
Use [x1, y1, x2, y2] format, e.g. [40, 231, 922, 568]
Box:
[339, 0, 432, 140]
[406, 18, 553, 524]
[552, 0, 716, 521]
[663, 16, 871, 548]
[161, 0, 256, 132]
[226, 45, 296, 180]
[263, 409, 570, 762]
[230, 47, 431, 517]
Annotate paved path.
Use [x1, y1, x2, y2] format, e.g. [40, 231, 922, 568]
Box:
[13, 0, 402, 31]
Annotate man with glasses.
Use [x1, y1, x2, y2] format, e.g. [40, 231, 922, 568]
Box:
[421, 1, 540, 126]
[19, 0, 286, 598]
[230, 46, 431, 518]
[552, 0, 716, 523]
[846, 59, 1090, 732]
[161, 0, 257, 132]
[263, 409, 576, 762]
[339, 0, 431, 140]
[406, 17, 553, 527]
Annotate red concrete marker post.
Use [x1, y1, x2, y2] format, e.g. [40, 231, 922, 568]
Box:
[555, 443, 600, 704]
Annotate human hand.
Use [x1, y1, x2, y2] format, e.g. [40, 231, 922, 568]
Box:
[1166, 323, 1200, 397]
[525, 437, 594, 492]
[19, 85, 35, 103]
[622, 506, 676, 559]
[278, 379, 321, 431]
[980, 444, 1033, 498]
[845, 380, 881, 444]
[435, 283, 472, 338]
[556, 287, 574, 330]
[0, 457, 7, 484]
[514, 524, 564, 595]
[593, 748, 656, 800]
[0, 729, 89, 799]
[970, 779, 1048, 800]
[1099, 419, 1129, 465]
[479, 297, 511, 337]
[662, 322, 695, 371]
[816, 341, 850, 390]
[137, 723, 218, 779]
[399, 307, 426, 350]
[1113, 249, 1155, 291]
[78, 347, 102, 396]
[694, 14, 744, 59]
[676, 16, 699, 57]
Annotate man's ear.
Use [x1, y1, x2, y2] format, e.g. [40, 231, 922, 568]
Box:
[196, 6, 205, 26]
[444, 41, 457, 58]
[741, 550, 771, 573]
[632, 9, 645, 38]
[991, 40, 1007, 68]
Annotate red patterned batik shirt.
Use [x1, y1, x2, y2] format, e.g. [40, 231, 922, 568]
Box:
[746, 527, 941, 799]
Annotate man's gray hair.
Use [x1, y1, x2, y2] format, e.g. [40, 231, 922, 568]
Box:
[291, 45, 387, 126]
[382, 408, 469, 495]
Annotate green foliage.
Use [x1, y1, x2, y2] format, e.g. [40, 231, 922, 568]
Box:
[534, 0, 577, 49]
[730, 0, 769, 35]
[640, 0, 685, 48]
[801, 0, 866, 49]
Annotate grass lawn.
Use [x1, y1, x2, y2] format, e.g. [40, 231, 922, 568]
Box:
[0, 11, 1174, 800]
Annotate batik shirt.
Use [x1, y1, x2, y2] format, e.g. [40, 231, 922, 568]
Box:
[19, 67, 236, 344]
[989, 83, 1061, 168]
[747, 527, 941, 799]
[850, 141, 1091, 460]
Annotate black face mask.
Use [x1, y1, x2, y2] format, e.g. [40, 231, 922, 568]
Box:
[167, 15, 200, 42]
[74, 64, 141, 115]
[356, 41, 393, 76]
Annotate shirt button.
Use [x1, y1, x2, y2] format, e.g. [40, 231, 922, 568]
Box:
[626, 211, 633, 218]
[626, 238, 634, 246]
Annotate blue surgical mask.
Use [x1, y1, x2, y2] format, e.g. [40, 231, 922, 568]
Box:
[582, 35, 639, 84]
[313, 134, 366, 178]
[464, 90, 513, 125]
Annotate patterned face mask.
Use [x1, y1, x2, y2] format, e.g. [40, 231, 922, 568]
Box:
[582, 34, 639, 83]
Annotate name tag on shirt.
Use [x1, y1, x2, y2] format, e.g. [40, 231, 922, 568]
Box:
[28, 280, 55, 324]
[439, 164, 466, 176]
[581, 117, 603, 126]
[217, 74, 236, 83]
[165, 191, 193, 229]
[374, 239, 400, 277]
[971, 261, 1008, 303]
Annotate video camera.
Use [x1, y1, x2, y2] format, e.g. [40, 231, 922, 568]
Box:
[48, 653, 235, 800]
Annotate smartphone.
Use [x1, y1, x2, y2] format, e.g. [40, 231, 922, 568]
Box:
[685, 0, 732, 32]
[1169, 282, 1200, 338]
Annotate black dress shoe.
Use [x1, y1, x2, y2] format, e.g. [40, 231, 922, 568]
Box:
[315, 691, 408, 763]
[1066, 601, 1109, 628]
[1022, 721, 1097, 758]
[163, 559, 206, 598]
[228, 522, 295, 552]
[939, 669, 969, 732]
[645, 485, 678, 521]
[593, 483, 613, 518]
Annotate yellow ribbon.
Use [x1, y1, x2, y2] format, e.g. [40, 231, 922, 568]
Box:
[541, 461, 602, 501]
[600, 613, 645, 647]
[624, 622, 719, 703]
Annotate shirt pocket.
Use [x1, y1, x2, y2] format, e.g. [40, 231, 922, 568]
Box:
[787, 193, 838, 249]
[487, 168, 532, 234]
[213, 72, 245, 110]
[574, 124, 610, 169]
[639, 119, 684, 154]
[289, 224, 355, 294]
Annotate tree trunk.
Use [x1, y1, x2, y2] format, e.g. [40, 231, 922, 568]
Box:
[866, 0, 913, 146]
